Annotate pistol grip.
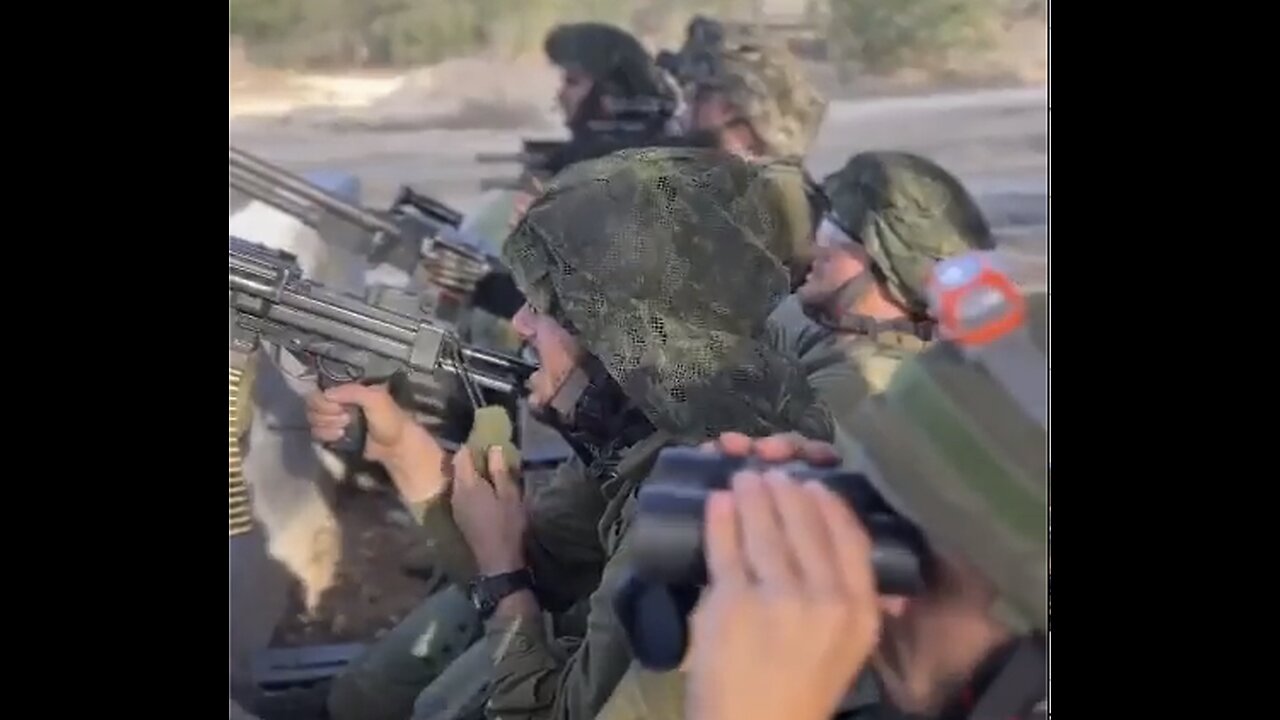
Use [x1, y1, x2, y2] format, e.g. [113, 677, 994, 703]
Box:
[328, 405, 368, 456]
[316, 373, 371, 457]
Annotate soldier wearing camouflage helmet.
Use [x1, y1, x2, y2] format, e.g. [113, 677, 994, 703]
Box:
[769, 150, 996, 437]
[596, 250, 1042, 720]
[666, 27, 830, 289]
[823, 269, 1048, 719]
[310, 147, 831, 720]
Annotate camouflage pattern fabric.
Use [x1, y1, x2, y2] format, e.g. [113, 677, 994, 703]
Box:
[693, 42, 828, 160]
[758, 160, 825, 287]
[504, 146, 829, 443]
[823, 152, 996, 315]
[836, 287, 1049, 631]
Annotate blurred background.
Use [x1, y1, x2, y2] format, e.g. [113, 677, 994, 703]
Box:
[227, 3, 1048, 710]
[229, 0, 1048, 233]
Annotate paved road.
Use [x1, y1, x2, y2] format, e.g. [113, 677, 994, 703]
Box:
[229, 85, 1049, 238]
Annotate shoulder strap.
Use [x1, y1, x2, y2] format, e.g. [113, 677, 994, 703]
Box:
[967, 637, 1047, 720]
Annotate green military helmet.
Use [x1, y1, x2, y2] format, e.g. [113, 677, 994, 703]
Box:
[503, 146, 829, 442]
[695, 42, 828, 160]
[823, 151, 996, 316]
[757, 159, 829, 288]
[837, 250, 1048, 631]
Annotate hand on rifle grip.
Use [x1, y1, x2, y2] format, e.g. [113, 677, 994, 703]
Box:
[330, 404, 369, 455]
[315, 375, 369, 455]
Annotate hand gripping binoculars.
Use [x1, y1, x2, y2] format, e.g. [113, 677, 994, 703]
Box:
[615, 446, 930, 671]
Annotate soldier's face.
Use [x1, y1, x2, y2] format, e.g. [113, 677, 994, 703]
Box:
[511, 302, 583, 408]
[872, 556, 1013, 714]
[796, 219, 868, 306]
[557, 67, 594, 120]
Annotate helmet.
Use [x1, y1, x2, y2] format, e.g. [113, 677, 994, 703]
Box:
[693, 43, 827, 160]
[837, 252, 1048, 631]
[822, 152, 995, 316]
[503, 146, 829, 442]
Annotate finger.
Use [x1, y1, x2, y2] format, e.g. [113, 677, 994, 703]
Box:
[798, 439, 841, 467]
[752, 433, 807, 462]
[804, 482, 876, 601]
[310, 424, 346, 443]
[323, 383, 397, 416]
[305, 390, 347, 417]
[763, 471, 839, 593]
[715, 432, 754, 457]
[703, 490, 748, 587]
[733, 471, 799, 587]
[488, 446, 520, 502]
[308, 414, 350, 433]
[452, 450, 480, 491]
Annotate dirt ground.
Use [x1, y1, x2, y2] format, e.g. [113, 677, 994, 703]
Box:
[270, 482, 443, 648]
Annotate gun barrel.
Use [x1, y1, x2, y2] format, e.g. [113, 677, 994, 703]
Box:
[229, 146, 402, 238]
[479, 178, 527, 192]
[230, 236, 533, 394]
[229, 164, 325, 225]
[475, 152, 528, 164]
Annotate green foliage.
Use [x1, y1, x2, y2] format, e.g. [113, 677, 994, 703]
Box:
[229, 0, 752, 69]
[826, 0, 1005, 74]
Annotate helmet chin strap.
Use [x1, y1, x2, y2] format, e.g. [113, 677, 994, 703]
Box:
[544, 364, 593, 423]
[528, 356, 653, 466]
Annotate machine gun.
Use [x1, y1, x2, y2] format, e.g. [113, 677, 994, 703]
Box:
[229, 235, 535, 489]
[230, 144, 525, 319]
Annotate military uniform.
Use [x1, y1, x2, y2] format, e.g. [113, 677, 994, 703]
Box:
[597, 152, 998, 720]
[327, 148, 831, 720]
[773, 151, 996, 433]
[833, 277, 1050, 720]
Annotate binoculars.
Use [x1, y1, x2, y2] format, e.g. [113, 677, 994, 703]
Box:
[615, 446, 930, 670]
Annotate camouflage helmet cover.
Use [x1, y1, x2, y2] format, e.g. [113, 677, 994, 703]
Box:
[837, 262, 1048, 631]
[823, 152, 995, 315]
[692, 41, 828, 160]
[502, 146, 829, 442]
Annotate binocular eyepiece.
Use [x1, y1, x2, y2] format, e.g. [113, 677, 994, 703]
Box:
[615, 446, 930, 671]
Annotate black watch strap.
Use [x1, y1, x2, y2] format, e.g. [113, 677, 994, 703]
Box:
[468, 568, 535, 620]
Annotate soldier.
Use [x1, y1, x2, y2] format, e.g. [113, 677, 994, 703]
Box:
[595, 151, 999, 720]
[769, 151, 996, 435]
[307, 147, 831, 720]
[669, 31, 829, 288]
[470, 22, 680, 254]
[687, 275, 1049, 720]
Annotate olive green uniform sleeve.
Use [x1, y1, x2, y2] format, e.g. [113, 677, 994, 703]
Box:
[594, 664, 687, 720]
[409, 455, 606, 604]
[523, 455, 608, 610]
[482, 510, 641, 720]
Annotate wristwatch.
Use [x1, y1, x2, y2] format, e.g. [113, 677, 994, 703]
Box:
[467, 568, 535, 620]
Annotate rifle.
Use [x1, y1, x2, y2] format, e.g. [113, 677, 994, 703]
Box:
[230, 145, 480, 278]
[230, 145, 525, 318]
[475, 139, 566, 192]
[229, 235, 536, 462]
